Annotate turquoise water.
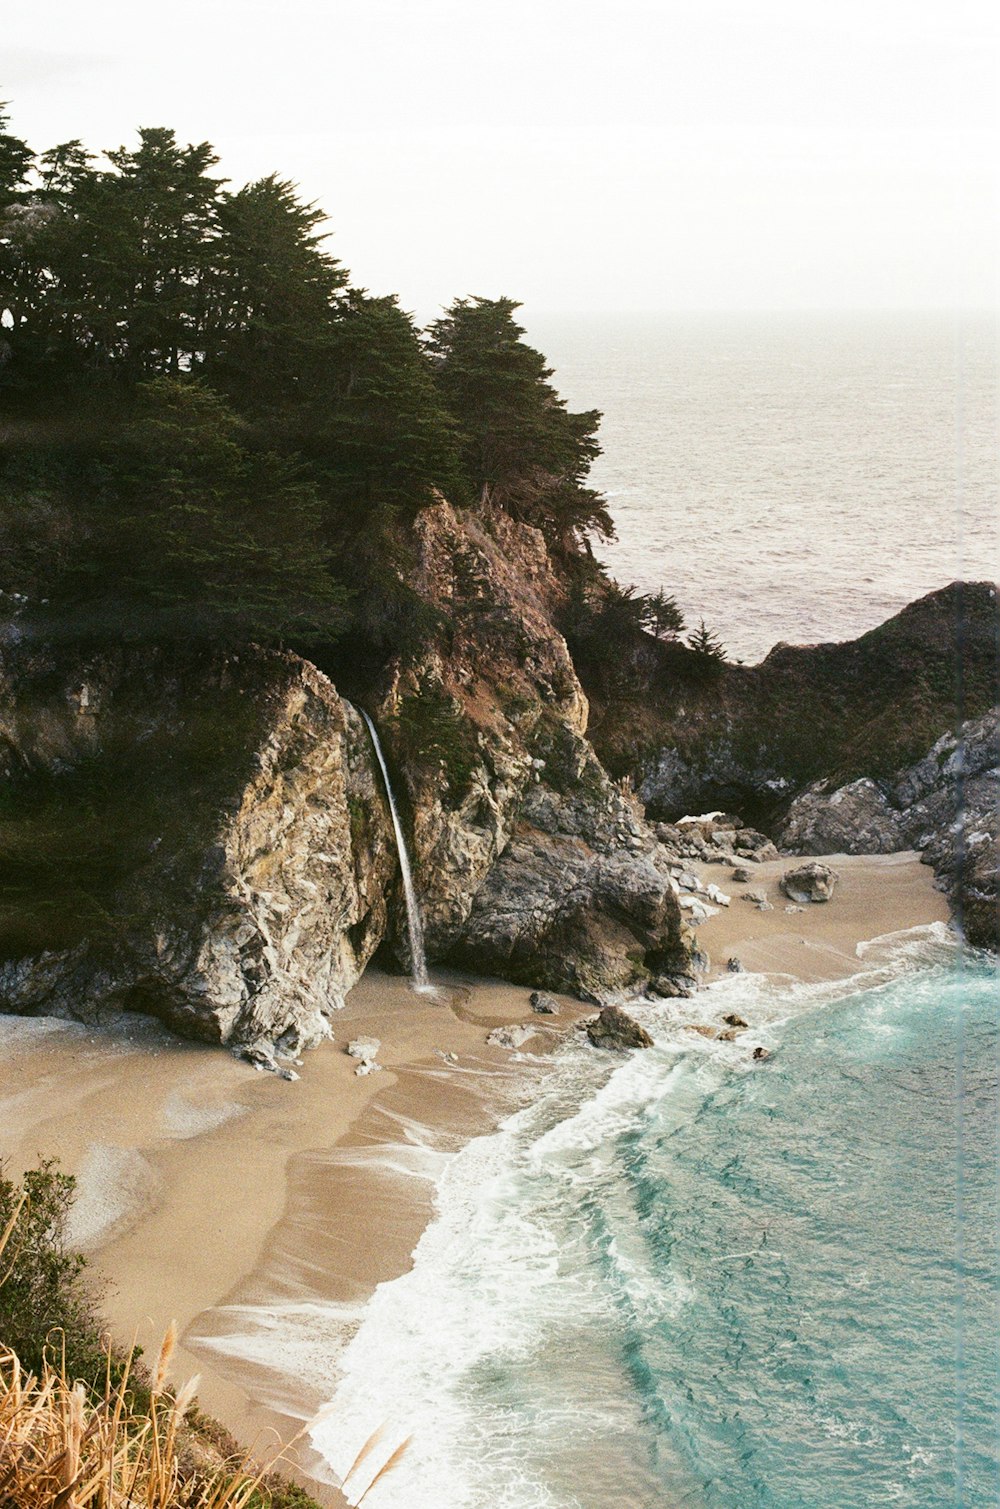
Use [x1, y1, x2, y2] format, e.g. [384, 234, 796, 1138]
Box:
[314, 938, 999, 1507]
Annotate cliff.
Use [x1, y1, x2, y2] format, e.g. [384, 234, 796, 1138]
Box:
[583, 581, 999, 823]
[778, 708, 999, 951]
[577, 580, 999, 952]
[373, 501, 691, 1000]
[0, 645, 397, 1069]
[0, 501, 692, 1058]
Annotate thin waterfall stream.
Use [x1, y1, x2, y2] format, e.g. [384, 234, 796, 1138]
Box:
[359, 708, 431, 993]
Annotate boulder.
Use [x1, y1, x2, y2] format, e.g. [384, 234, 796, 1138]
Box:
[452, 781, 688, 1005]
[347, 1036, 381, 1065]
[648, 973, 696, 998]
[723, 1012, 748, 1027]
[0, 646, 397, 1062]
[486, 1022, 537, 1050]
[735, 828, 779, 860]
[529, 991, 560, 1015]
[585, 1004, 654, 1052]
[779, 863, 839, 903]
[778, 776, 904, 855]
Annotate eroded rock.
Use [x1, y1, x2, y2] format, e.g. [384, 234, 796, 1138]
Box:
[585, 1004, 654, 1052]
[779, 863, 839, 903]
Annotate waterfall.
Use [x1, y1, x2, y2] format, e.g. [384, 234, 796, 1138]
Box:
[359, 709, 431, 993]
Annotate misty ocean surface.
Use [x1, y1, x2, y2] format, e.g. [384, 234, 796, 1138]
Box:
[313, 937, 999, 1508]
[528, 311, 997, 662]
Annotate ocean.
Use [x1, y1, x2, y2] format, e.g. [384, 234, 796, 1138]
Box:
[526, 312, 997, 663]
[304, 314, 999, 1506]
[313, 932, 999, 1508]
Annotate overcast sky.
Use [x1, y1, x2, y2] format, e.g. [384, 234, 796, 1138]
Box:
[4, 0, 997, 317]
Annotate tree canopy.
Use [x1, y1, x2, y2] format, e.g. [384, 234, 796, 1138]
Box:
[0, 110, 613, 654]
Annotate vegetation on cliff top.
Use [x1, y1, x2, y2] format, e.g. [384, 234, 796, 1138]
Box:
[0, 106, 609, 661]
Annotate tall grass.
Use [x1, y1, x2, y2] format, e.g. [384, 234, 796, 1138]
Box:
[0, 1171, 321, 1509]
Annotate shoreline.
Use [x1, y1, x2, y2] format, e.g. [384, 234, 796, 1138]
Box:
[0, 851, 951, 1504]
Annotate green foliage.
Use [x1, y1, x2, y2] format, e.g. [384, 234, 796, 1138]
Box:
[1, 105, 613, 677]
[0, 1160, 106, 1388]
[687, 618, 727, 667]
[642, 588, 685, 639]
[89, 378, 350, 643]
[425, 296, 611, 547]
[394, 686, 479, 802]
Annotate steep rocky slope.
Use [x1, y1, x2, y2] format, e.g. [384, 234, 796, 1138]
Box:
[374, 500, 691, 999]
[0, 646, 397, 1067]
[583, 581, 999, 824]
[778, 709, 999, 950]
[0, 500, 693, 1054]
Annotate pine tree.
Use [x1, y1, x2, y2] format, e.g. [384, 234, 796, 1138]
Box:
[642, 589, 685, 639]
[687, 619, 727, 662]
[425, 296, 609, 547]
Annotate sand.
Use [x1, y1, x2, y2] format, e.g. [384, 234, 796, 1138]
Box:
[691, 849, 949, 983]
[0, 851, 950, 1503]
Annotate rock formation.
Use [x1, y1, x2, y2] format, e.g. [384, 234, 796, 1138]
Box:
[584, 581, 999, 828]
[584, 1004, 654, 1051]
[0, 500, 694, 1053]
[778, 709, 999, 949]
[373, 500, 691, 1001]
[779, 863, 839, 904]
[0, 646, 397, 1064]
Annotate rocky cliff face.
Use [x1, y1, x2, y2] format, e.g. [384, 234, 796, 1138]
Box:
[778, 709, 999, 951]
[0, 500, 693, 1055]
[584, 581, 1000, 826]
[374, 500, 691, 1000]
[0, 646, 396, 1068]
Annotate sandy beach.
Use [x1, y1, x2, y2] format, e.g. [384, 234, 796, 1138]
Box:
[0, 851, 950, 1504]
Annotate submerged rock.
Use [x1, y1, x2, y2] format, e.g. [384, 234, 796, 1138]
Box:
[585, 1004, 654, 1052]
[779, 863, 839, 903]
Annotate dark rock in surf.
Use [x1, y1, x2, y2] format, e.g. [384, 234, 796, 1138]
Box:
[585, 1004, 654, 1052]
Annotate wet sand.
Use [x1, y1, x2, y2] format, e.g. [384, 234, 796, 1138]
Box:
[691, 850, 949, 983]
[0, 851, 950, 1503]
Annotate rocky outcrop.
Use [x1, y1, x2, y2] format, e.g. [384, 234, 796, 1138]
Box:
[585, 1004, 654, 1051]
[583, 582, 999, 826]
[375, 501, 690, 1001]
[0, 499, 695, 1048]
[778, 778, 904, 854]
[778, 709, 999, 949]
[779, 863, 839, 904]
[0, 646, 396, 1061]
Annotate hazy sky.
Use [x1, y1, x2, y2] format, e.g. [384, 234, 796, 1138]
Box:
[4, 0, 997, 316]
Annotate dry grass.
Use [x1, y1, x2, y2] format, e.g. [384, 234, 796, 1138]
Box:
[0, 1188, 313, 1509]
[0, 1330, 283, 1509]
